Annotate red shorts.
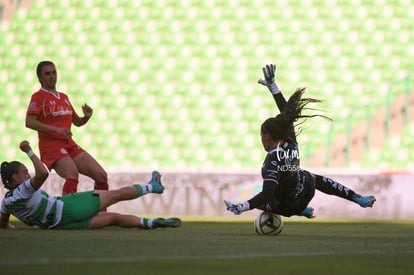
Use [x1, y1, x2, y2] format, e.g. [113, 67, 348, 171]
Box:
[39, 139, 84, 170]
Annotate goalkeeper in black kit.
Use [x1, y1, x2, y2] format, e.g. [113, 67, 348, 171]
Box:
[225, 64, 376, 218]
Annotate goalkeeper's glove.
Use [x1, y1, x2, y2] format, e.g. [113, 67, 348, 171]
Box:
[258, 64, 281, 94]
[224, 200, 250, 215]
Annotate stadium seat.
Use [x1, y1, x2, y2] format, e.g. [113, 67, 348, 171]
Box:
[0, 0, 413, 170]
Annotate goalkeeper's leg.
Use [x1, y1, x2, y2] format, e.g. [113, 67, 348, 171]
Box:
[314, 174, 376, 207]
[258, 173, 316, 218]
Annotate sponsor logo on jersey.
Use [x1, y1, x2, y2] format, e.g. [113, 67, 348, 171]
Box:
[42, 100, 73, 117]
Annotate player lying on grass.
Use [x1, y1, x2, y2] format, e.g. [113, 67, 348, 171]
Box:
[0, 140, 181, 230]
[225, 64, 376, 218]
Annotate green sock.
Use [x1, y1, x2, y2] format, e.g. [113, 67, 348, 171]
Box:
[140, 217, 153, 229]
[133, 184, 152, 197]
[133, 184, 144, 196]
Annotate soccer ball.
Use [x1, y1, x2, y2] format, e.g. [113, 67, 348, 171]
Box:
[254, 211, 283, 236]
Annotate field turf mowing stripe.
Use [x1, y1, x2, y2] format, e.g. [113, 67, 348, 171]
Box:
[1, 220, 413, 274]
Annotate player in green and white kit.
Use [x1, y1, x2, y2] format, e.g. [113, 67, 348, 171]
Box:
[0, 140, 181, 230]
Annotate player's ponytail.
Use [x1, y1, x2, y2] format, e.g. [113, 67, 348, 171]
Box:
[261, 87, 331, 140]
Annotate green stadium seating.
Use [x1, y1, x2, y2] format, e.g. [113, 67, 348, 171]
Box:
[0, 0, 413, 170]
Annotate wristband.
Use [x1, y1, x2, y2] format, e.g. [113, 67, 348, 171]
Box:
[269, 83, 281, 94]
[27, 150, 35, 158]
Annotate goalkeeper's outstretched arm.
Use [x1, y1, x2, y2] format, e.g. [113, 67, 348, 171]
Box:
[273, 91, 287, 113]
[258, 64, 296, 141]
[258, 64, 286, 113]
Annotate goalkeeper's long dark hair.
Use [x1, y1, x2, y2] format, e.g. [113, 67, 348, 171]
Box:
[261, 87, 331, 140]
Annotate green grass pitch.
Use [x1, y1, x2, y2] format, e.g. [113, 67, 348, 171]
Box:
[1, 219, 413, 275]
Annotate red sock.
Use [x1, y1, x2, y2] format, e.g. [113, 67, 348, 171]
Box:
[62, 178, 78, 195]
[94, 181, 109, 212]
[94, 181, 109, 191]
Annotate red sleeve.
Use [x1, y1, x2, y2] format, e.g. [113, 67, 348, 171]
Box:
[26, 91, 44, 116]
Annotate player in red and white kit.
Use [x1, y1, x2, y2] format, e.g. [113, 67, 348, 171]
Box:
[25, 61, 108, 195]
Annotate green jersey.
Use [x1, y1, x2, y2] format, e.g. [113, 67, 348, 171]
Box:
[0, 179, 63, 228]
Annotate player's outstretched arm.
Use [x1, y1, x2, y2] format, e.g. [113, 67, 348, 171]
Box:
[224, 200, 250, 215]
[258, 64, 287, 112]
[19, 141, 49, 190]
